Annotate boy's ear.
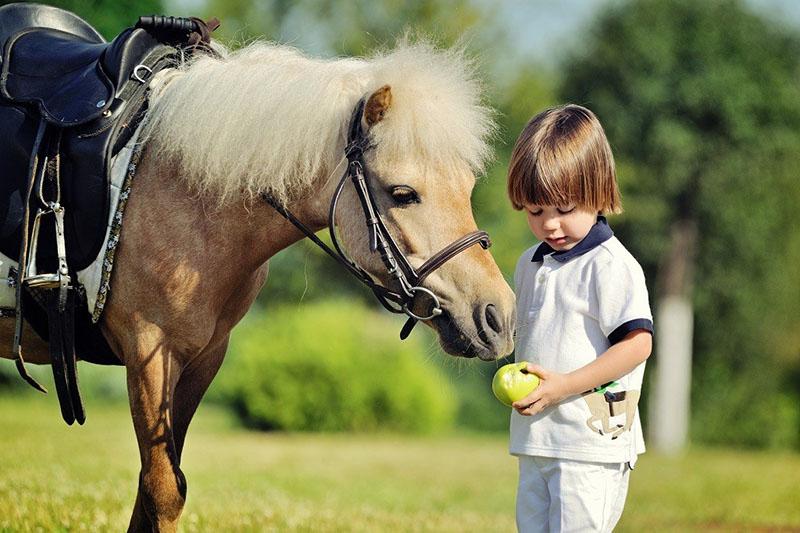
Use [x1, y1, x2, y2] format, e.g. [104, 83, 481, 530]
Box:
[363, 85, 392, 128]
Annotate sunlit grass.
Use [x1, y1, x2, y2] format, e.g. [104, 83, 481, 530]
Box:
[1, 393, 799, 531]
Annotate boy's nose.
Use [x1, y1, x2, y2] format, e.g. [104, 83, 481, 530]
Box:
[542, 217, 560, 231]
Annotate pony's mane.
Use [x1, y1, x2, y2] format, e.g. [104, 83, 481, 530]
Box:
[142, 40, 495, 203]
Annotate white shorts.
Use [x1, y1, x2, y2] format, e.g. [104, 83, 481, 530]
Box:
[516, 456, 630, 533]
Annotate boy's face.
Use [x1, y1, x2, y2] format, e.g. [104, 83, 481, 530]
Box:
[523, 203, 597, 251]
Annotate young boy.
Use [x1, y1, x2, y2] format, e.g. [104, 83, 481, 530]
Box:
[507, 104, 653, 532]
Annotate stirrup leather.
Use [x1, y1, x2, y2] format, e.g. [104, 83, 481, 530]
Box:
[12, 122, 85, 425]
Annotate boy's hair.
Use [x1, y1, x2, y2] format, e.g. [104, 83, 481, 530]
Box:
[507, 104, 621, 213]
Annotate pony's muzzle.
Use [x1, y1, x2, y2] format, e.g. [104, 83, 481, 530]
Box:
[475, 303, 513, 355]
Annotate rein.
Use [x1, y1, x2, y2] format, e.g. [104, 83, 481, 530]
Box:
[264, 98, 491, 339]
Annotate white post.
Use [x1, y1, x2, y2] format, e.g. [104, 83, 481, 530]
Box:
[649, 295, 693, 454]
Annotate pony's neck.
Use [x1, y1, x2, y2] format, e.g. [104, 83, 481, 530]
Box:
[227, 159, 343, 270]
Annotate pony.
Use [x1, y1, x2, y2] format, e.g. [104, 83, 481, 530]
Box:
[1, 38, 515, 531]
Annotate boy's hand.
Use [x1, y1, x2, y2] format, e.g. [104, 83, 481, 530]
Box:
[512, 364, 572, 416]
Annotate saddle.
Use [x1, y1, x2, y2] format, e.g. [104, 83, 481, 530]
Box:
[0, 3, 218, 425]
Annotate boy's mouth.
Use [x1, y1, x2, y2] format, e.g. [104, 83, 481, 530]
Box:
[546, 236, 569, 247]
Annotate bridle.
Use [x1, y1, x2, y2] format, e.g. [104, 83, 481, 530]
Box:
[263, 98, 492, 339]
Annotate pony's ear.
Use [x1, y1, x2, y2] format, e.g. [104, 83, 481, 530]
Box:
[363, 85, 392, 127]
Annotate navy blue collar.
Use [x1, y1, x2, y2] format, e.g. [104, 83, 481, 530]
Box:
[531, 216, 613, 263]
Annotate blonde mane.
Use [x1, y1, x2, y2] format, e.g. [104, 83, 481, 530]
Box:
[142, 40, 495, 203]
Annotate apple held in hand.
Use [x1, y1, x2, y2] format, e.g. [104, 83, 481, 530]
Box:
[491, 362, 540, 407]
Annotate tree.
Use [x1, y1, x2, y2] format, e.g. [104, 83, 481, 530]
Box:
[561, 0, 800, 449]
[1, 0, 166, 38]
[204, 0, 498, 57]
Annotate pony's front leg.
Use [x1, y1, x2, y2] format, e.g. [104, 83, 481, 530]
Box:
[126, 345, 185, 533]
[171, 338, 229, 460]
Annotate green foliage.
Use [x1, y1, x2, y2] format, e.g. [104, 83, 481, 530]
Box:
[560, 0, 800, 448]
[211, 300, 457, 433]
[433, 354, 515, 432]
[255, 238, 374, 309]
[0, 359, 127, 401]
[204, 0, 502, 56]
[1, 0, 166, 38]
[692, 359, 799, 449]
[0, 362, 18, 390]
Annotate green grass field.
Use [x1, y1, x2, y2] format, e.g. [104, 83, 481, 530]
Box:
[1, 393, 799, 532]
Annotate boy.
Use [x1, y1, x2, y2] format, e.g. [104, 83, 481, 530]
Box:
[507, 104, 653, 532]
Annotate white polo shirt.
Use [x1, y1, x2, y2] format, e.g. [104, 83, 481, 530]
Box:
[510, 217, 653, 464]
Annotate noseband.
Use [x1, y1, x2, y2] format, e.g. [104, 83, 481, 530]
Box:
[264, 98, 491, 339]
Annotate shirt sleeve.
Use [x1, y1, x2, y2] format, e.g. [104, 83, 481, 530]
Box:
[594, 256, 653, 345]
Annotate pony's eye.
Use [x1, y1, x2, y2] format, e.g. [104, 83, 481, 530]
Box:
[390, 186, 420, 205]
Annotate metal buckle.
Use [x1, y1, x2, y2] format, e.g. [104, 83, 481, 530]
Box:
[402, 286, 443, 321]
[133, 64, 153, 84]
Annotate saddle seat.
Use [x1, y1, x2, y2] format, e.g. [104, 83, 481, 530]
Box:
[2, 25, 162, 126]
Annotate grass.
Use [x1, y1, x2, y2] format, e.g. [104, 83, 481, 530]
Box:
[1, 393, 799, 532]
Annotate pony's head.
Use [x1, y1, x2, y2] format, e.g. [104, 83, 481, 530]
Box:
[329, 45, 515, 360]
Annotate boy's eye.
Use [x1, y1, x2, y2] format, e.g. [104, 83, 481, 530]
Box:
[528, 208, 543, 216]
[557, 205, 576, 215]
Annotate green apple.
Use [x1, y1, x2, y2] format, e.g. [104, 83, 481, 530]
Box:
[491, 362, 540, 407]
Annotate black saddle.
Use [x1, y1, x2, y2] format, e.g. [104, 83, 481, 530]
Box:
[0, 3, 218, 424]
[0, 3, 179, 271]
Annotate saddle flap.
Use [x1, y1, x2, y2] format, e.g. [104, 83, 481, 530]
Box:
[1, 28, 113, 126]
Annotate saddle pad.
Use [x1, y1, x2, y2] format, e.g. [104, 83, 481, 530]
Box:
[0, 256, 14, 309]
[79, 124, 143, 320]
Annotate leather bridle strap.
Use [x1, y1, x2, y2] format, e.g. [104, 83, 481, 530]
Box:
[415, 230, 491, 284]
[263, 191, 370, 284]
[264, 97, 492, 340]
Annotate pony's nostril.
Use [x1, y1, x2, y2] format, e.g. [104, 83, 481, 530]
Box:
[485, 304, 502, 335]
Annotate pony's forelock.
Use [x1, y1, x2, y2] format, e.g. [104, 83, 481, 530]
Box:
[141, 40, 495, 203]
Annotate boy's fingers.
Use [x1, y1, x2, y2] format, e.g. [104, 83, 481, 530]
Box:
[525, 364, 547, 378]
[512, 390, 539, 410]
[513, 391, 543, 412]
[516, 400, 543, 416]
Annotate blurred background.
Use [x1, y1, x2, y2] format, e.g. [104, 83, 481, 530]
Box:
[1, 0, 799, 530]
